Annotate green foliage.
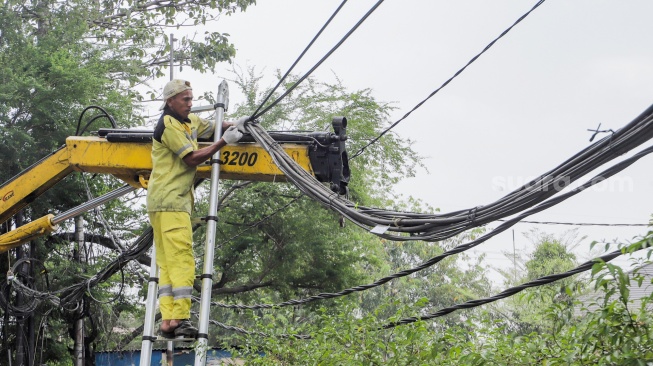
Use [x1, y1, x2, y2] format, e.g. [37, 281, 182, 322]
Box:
[0, 0, 254, 362]
[228, 67, 425, 207]
[187, 69, 427, 343]
[224, 243, 653, 365]
[524, 234, 578, 282]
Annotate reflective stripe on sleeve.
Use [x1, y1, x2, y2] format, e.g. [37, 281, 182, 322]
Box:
[174, 143, 193, 157]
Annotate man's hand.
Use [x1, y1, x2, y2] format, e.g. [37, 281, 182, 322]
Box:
[222, 126, 243, 144]
[183, 126, 242, 167]
[234, 116, 250, 133]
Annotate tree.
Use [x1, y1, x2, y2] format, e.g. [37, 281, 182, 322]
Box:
[523, 229, 580, 282]
[224, 234, 653, 365]
[147, 68, 427, 347]
[495, 229, 582, 335]
[0, 0, 255, 362]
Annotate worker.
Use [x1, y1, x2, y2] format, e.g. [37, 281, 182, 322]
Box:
[147, 79, 247, 338]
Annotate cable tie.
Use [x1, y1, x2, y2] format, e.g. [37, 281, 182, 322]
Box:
[197, 333, 209, 339]
[213, 103, 226, 110]
[210, 159, 224, 165]
[148, 276, 159, 284]
[392, 217, 402, 228]
[198, 274, 213, 280]
[467, 206, 481, 223]
[142, 335, 157, 342]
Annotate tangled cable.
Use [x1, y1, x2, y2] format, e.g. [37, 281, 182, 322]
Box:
[207, 142, 653, 310]
[0, 258, 49, 317]
[246, 103, 653, 243]
[7, 228, 153, 314]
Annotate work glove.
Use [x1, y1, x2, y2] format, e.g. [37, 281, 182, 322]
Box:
[234, 116, 250, 133]
[222, 126, 243, 144]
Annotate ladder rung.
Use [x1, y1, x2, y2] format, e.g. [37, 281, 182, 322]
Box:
[154, 336, 196, 342]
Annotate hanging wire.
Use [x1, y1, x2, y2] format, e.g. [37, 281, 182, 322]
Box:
[350, 0, 546, 159]
[498, 219, 650, 227]
[251, 0, 349, 118]
[209, 142, 653, 310]
[380, 237, 652, 329]
[251, 0, 385, 120]
[75, 105, 117, 135]
[245, 103, 653, 242]
[209, 319, 310, 340]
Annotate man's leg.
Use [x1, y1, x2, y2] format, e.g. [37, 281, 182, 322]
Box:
[160, 211, 197, 336]
[149, 212, 174, 335]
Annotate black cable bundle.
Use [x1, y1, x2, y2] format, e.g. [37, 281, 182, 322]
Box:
[246, 103, 653, 242]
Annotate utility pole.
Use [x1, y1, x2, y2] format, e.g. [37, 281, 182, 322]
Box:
[169, 33, 177, 81]
[73, 216, 85, 366]
[14, 213, 25, 366]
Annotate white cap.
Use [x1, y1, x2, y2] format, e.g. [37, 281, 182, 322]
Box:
[159, 79, 192, 110]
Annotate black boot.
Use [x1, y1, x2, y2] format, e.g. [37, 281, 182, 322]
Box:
[174, 319, 198, 338]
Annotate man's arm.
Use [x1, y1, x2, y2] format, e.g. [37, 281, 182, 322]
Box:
[182, 125, 242, 167]
[221, 121, 232, 132]
[182, 139, 228, 167]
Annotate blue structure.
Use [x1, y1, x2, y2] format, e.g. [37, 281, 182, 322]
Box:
[96, 348, 235, 365]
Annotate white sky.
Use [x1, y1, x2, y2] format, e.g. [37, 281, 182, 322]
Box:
[158, 0, 653, 284]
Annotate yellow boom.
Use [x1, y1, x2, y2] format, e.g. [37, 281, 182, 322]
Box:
[0, 136, 313, 226]
[0, 118, 350, 253]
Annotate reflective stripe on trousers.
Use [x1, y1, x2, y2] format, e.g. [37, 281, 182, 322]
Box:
[149, 211, 195, 320]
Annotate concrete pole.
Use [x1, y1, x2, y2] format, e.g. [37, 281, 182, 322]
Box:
[74, 216, 85, 366]
[170, 33, 176, 81]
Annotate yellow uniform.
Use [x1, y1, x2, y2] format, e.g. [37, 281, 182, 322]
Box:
[147, 110, 214, 320]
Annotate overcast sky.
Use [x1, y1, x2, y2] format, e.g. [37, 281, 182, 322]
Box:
[159, 0, 653, 284]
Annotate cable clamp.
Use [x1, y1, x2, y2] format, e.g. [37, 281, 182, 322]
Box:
[197, 333, 209, 339]
[148, 276, 159, 284]
[202, 216, 219, 222]
[142, 335, 157, 342]
[198, 274, 213, 280]
[213, 103, 226, 110]
[467, 206, 482, 223]
[209, 159, 224, 165]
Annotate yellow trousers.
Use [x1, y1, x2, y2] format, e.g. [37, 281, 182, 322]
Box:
[149, 211, 195, 320]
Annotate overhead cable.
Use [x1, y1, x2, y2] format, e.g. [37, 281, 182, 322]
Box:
[498, 219, 651, 227]
[350, 0, 547, 159]
[251, 0, 349, 118]
[380, 237, 652, 329]
[251, 0, 385, 120]
[209, 142, 653, 310]
[245, 103, 653, 242]
[209, 319, 310, 340]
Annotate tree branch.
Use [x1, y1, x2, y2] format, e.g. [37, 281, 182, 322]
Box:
[50, 232, 152, 266]
[212, 281, 273, 295]
[116, 312, 161, 351]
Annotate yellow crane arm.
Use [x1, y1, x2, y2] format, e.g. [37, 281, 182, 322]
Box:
[0, 119, 350, 252]
[1, 136, 315, 225]
[0, 215, 57, 251]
